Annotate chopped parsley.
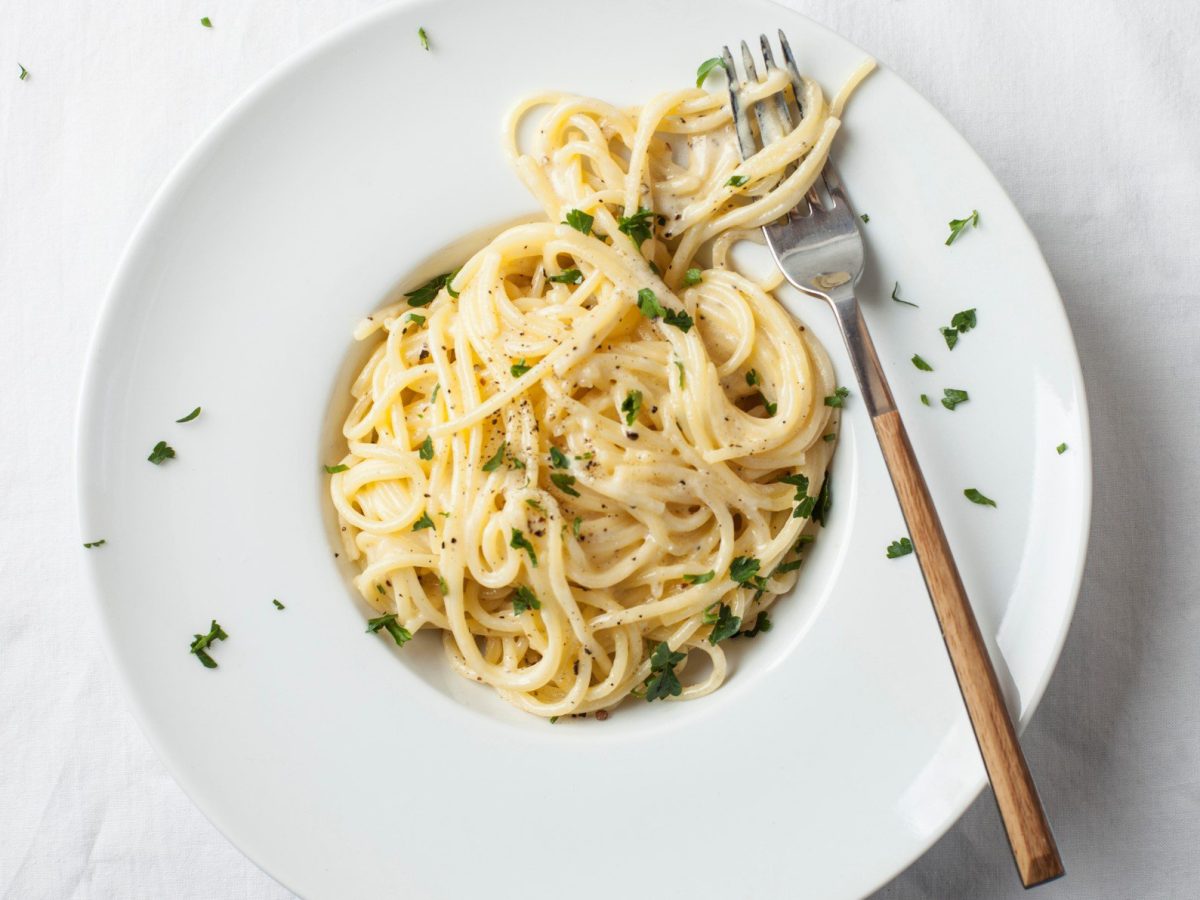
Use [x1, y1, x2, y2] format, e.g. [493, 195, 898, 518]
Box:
[412, 511, 435, 531]
[812, 474, 832, 525]
[175, 406, 201, 423]
[147, 441, 176, 465]
[951, 309, 978, 333]
[637, 288, 666, 319]
[823, 433, 836, 442]
[200, 16, 212, 28]
[563, 209, 594, 235]
[549, 268, 583, 284]
[366, 613, 412, 647]
[324, 463, 349, 474]
[695, 57, 727, 87]
[404, 272, 453, 307]
[483, 442, 506, 472]
[779, 473, 815, 519]
[940, 327, 959, 350]
[891, 282, 918, 308]
[549, 446, 570, 469]
[511, 358, 532, 377]
[572, 516, 583, 537]
[621, 389, 642, 426]
[887, 537, 914, 559]
[941, 388, 969, 411]
[920, 394, 931, 406]
[82, 539, 106, 549]
[418, 27, 430, 50]
[18, 63, 29, 81]
[419, 435, 434, 459]
[772, 556, 803, 575]
[663, 308, 694, 332]
[683, 571, 715, 584]
[617, 207, 655, 249]
[430, 383, 441, 403]
[945, 209, 980, 246]
[684, 268, 703, 286]
[860, 213, 870, 223]
[406, 313, 426, 326]
[512, 586, 541, 614]
[550, 472, 580, 497]
[740, 611, 773, 638]
[675, 360, 685, 388]
[707, 604, 741, 645]
[824, 386, 850, 408]
[1057, 442, 1068, 455]
[726, 174, 749, 187]
[189, 620, 227, 668]
[510, 528, 538, 567]
[964, 488, 996, 508]
[911, 354, 933, 371]
[272, 599, 285, 610]
[746, 369, 761, 386]
[729, 556, 761, 585]
[643, 641, 686, 701]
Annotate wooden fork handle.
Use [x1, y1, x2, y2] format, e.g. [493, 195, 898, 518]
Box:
[873, 408, 1064, 887]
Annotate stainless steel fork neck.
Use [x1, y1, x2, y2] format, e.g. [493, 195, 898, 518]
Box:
[819, 284, 896, 419]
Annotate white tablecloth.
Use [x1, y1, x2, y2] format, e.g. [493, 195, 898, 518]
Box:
[3, 1, 1197, 897]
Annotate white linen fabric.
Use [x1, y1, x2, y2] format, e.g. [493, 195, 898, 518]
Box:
[1, 1, 1196, 897]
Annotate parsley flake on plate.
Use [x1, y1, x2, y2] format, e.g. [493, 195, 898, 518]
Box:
[82, 539, 106, 549]
[824, 386, 850, 408]
[945, 209, 980, 245]
[324, 463, 349, 474]
[200, 16, 212, 28]
[886, 537, 914, 558]
[964, 488, 996, 507]
[1057, 442, 1068, 455]
[175, 407, 201, 423]
[189, 620, 227, 668]
[911, 354, 933, 371]
[147, 441, 175, 465]
[941, 388, 970, 410]
[272, 599, 285, 610]
[418, 27, 430, 50]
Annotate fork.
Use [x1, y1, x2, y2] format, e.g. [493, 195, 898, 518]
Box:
[723, 32, 1064, 889]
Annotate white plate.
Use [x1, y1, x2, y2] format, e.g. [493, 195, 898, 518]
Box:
[76, 1, 1090, 896]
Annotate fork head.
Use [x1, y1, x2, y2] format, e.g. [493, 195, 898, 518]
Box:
[723, 31, 864, 301]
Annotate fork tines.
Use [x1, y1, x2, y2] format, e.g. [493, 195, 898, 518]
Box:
[722, 30, 806, 159]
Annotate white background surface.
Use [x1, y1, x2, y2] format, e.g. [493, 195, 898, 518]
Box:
[1, 1, 1196, 898]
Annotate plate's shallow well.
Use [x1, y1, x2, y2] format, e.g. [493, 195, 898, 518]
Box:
[77, 1, 1090, 896]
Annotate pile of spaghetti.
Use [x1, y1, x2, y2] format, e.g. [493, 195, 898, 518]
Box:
[330, 58, 873, 716]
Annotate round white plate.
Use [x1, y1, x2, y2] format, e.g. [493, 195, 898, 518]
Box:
[76, 1, 1090, 896]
